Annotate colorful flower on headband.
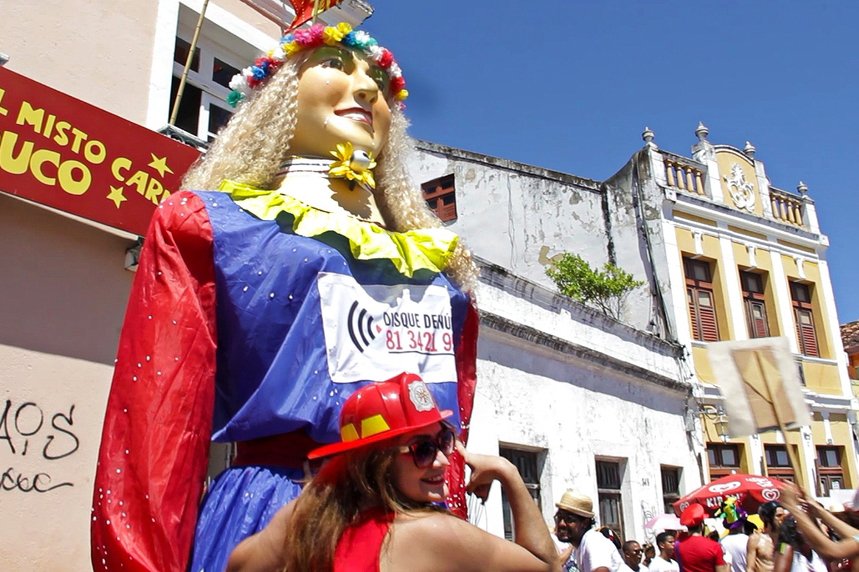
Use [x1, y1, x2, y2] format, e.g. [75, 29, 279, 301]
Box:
[283, 41, 301, 57]
[226, 91, 245, 107]
[323, 22, 351, 45]
[329, 141, 377, 190]
[227, 22, 408, 108]
[377, 49, 393, 69]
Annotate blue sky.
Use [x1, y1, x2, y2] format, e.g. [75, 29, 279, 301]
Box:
[365, 2, 859, 323]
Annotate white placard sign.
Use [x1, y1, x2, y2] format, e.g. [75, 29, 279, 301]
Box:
[708, 336, 811, 437]
[318, 272, 457, 384]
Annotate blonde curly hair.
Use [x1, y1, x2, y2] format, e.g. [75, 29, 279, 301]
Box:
[182, 54, 476, 291]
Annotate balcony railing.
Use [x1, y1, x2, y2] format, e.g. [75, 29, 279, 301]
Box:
[662, 153, 707, 197]
[769, 186, 805, 228]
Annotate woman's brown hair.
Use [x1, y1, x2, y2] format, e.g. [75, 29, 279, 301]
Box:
[281, 444, 442, 571]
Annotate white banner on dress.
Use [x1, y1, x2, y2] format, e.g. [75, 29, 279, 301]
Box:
[318, 272, 457, 384]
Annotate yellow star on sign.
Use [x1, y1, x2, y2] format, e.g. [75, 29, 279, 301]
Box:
[148, 154, 173, 177]
[107, 185, 127, 208]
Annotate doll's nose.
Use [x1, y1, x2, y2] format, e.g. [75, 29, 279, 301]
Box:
[352, 68, 379, 104]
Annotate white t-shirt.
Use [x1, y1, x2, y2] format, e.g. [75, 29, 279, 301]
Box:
[647, 555, 680, 572]
[573, 529, 622, 572]
[720, 533, 749, 572]
[791, 550, 827, 572]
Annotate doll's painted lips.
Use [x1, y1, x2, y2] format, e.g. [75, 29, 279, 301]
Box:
[335, 108, 372, 125]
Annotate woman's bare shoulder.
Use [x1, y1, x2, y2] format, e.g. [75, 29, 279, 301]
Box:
[387, 511, 551, 572]
[386, 512, 480, 572]
[394, 511, 470, 538]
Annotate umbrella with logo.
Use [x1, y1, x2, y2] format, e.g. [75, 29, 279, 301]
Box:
[672, 474, 785, 517]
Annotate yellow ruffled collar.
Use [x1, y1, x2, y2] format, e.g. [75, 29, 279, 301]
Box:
[217, 180, 458, 277]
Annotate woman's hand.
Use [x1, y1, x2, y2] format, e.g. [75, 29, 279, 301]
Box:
[451, 441, 558, 569]
[779, 482, 811, 513]
[779, 482, 799, 507]
[456, 441, 515, 502]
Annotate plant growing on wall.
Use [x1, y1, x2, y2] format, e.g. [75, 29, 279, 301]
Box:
[545, 253, 644, 320]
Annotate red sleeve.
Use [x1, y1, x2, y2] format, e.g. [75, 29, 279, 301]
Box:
[714, 540, 727, 566]
[91, 192, 217, 572]
[447, 299, 479, 520]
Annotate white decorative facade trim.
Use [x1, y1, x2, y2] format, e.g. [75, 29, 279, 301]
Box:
[724, 163, 756, 212]
[693, 230, 704, 256]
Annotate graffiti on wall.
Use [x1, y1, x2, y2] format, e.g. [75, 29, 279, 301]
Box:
[0, 399, 79, 493]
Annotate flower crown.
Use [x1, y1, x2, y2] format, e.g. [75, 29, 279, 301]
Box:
[227, 22, 408, 108]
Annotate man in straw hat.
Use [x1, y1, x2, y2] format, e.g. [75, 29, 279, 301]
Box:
[555, 489, 621, 571]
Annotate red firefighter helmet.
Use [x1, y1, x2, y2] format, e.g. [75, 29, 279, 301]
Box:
[308, 372, 452, 460]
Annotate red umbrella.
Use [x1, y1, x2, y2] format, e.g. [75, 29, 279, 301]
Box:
[673, 474, 785, 516]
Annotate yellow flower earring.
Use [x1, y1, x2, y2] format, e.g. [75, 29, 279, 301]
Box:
[329, 142, 377, 190]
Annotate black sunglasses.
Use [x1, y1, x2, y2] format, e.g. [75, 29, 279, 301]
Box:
[398, 426, 455, 468]
[554, 511, 581, 525]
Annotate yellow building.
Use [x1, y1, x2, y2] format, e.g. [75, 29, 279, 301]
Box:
[643, 123, 858, 496]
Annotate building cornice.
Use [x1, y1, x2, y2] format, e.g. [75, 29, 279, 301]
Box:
[476, 257, 682, 357]
[673, 219, 822, 262]
[480, 311, 691, 393]
[805, 390, 857, 413]
[699, 382, 856, 414]
[475, 257, 689, 393]
[671, 190, 825, 249]
[415, 140, 603, 191]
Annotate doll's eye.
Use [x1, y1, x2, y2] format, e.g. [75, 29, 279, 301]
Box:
[309, 47, 352, 71]
[321, 56, 345, 70]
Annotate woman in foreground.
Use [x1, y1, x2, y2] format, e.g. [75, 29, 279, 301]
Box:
[228, 373, 566, 571]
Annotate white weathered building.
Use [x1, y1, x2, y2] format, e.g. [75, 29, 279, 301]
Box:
[408, 124, 859, 539]
[408, 142, 699, 540]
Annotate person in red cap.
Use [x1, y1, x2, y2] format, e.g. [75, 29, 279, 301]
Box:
[675, 504, 729, 572]
[227, 373, 567, 571]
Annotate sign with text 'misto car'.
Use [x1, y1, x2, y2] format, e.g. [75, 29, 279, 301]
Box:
[0, 66, 201, 236]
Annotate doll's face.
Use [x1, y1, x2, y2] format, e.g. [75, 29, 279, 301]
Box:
[289, 46, 393, 160]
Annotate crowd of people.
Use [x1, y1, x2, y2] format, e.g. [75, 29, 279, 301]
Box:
[551, 485, 859, 572]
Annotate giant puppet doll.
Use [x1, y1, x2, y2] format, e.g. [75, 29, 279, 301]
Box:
[91, 22, 479, 572]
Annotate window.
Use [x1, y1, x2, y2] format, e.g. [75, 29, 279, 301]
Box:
[706, 443, 741, 479]
[790, 282, 819, 357]
[817, 446, 847, 496]
[171, 34, 239, 141]
[596, 459, 624, 541]
[685, 258, 719, 342]
[764, 445, 796, 482]
[500, 447, 541, 541]
[421, 174, 457, 223]
[661, 466, 682, 514]
[740, 271, 770, 338]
